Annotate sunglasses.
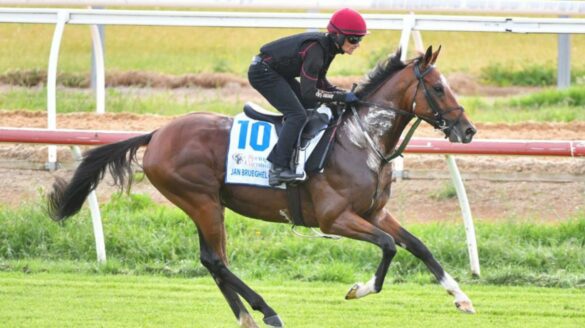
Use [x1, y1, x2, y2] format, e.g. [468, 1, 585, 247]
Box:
[346, 35, 363, 44]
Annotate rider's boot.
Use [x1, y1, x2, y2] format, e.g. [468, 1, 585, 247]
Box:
[268, 165, 305, 186]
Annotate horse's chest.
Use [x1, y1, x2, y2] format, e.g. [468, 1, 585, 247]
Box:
[372, 166, 394, 205]
[351, 164, 393, 214]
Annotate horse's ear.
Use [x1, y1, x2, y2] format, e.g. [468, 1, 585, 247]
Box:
[422, 45, 433, 68]
[430, 45, 442, 65]
[395, 47, 402, 61]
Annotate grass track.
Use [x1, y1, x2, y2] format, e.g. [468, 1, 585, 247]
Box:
[0, 272, 583, 327]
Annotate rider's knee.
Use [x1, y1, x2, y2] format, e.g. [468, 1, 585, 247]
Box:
[287, 110, 308, 122]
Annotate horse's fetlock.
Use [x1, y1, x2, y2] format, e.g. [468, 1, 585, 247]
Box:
[250, 301, 262, 311]
[249, 297, 267, 312]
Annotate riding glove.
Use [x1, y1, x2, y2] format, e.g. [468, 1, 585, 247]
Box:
[344, 92, 360, 104]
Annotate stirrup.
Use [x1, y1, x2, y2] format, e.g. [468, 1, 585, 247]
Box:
[269, 167, 306, 186]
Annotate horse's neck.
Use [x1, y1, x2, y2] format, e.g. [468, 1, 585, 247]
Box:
[340, 104, 410, 172]
[339, 73, 415, 171]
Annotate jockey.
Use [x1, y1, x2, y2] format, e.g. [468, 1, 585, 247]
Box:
[248, 7, 367, 186]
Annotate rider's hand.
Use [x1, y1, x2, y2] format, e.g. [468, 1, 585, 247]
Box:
[344, 92, 359, 104]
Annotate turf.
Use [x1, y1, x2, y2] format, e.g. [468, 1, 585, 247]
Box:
[0, 272, 583, 328]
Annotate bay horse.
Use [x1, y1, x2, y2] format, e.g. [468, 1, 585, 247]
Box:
[48, 46, 477, 327]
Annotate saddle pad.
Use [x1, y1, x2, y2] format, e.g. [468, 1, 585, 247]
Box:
[225, 113, 279, 188]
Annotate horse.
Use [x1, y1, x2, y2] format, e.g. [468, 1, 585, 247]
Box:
[48, 46, 477, 327]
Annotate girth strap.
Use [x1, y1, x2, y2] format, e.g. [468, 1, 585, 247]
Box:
[286, 184, 305, 226]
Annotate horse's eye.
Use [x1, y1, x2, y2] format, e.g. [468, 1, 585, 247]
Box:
[433, 85, 444, 94]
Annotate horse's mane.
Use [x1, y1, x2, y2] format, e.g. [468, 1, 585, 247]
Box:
[355, 48, 418, 98]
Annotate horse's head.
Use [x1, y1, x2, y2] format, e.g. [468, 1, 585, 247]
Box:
[406, 46, 476, 143]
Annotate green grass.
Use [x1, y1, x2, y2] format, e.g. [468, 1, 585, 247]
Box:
[429, 182, 458, 200]
[460, 86, 585, 123]
[0, 272, 583, 328]
[0, 87, 246, 116]
[1, 194, 584, 287]
[507, 86, 585, 108]
[481, 64, 585, 87]
[2, 84, 584, 122]
[0, 23, 584, 77]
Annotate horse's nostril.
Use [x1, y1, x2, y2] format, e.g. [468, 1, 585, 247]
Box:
[466, 127, 476, 136]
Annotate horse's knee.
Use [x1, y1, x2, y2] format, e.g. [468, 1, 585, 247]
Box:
[380, 235, 397, 257]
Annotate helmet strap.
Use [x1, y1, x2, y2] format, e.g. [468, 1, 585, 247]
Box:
[333, 33, 345, 53]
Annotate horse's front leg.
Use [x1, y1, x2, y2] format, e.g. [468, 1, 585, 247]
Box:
[372, 209, 475, 314]
[319, 210, 397, 300]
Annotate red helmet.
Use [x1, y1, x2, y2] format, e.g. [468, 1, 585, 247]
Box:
[327, 8, 367, 36]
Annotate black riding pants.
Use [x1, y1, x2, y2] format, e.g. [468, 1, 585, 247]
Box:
[248, 61, 308, 168]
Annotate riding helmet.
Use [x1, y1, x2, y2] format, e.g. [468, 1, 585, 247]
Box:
[327, 8, 368, 36]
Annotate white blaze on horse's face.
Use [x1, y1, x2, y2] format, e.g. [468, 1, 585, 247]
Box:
[440, 74, 449, 88]
[439, 73, 460, 99]
[343, 106, 396, 172]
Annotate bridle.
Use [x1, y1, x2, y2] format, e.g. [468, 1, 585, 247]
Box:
[351, 60, 465, 165]
[413, 62, 465, 137]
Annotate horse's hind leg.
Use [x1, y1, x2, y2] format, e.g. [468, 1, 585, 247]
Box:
[182, 197, 283, 327]
[206, 252, 283, 327]
[372, 209, 475, 314]
[197, 229, 257, 328]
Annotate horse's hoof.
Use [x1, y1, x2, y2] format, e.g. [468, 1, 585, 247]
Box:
[345, 283, 361, 300]
[239, 312, 260, 328]
[263, 314, 284, 327]
[455, 300, 476, 314]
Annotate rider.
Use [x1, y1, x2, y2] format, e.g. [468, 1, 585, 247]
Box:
[248, 7, 367, 186]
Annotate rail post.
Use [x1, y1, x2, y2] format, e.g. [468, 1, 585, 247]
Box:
[446, 155, 480, 276]
[557, 15, 571, 89]
[89, 6, 106, 114]
[46, 10, 68, 171]
[70, 146, 107, 263]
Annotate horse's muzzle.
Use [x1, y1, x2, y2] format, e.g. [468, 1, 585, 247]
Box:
[449, 122, 476, 144]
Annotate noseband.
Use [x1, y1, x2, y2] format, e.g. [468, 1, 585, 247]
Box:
[352, 61, 465, 165]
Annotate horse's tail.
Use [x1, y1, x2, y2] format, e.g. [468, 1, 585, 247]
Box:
[47, 132, 154, 222]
